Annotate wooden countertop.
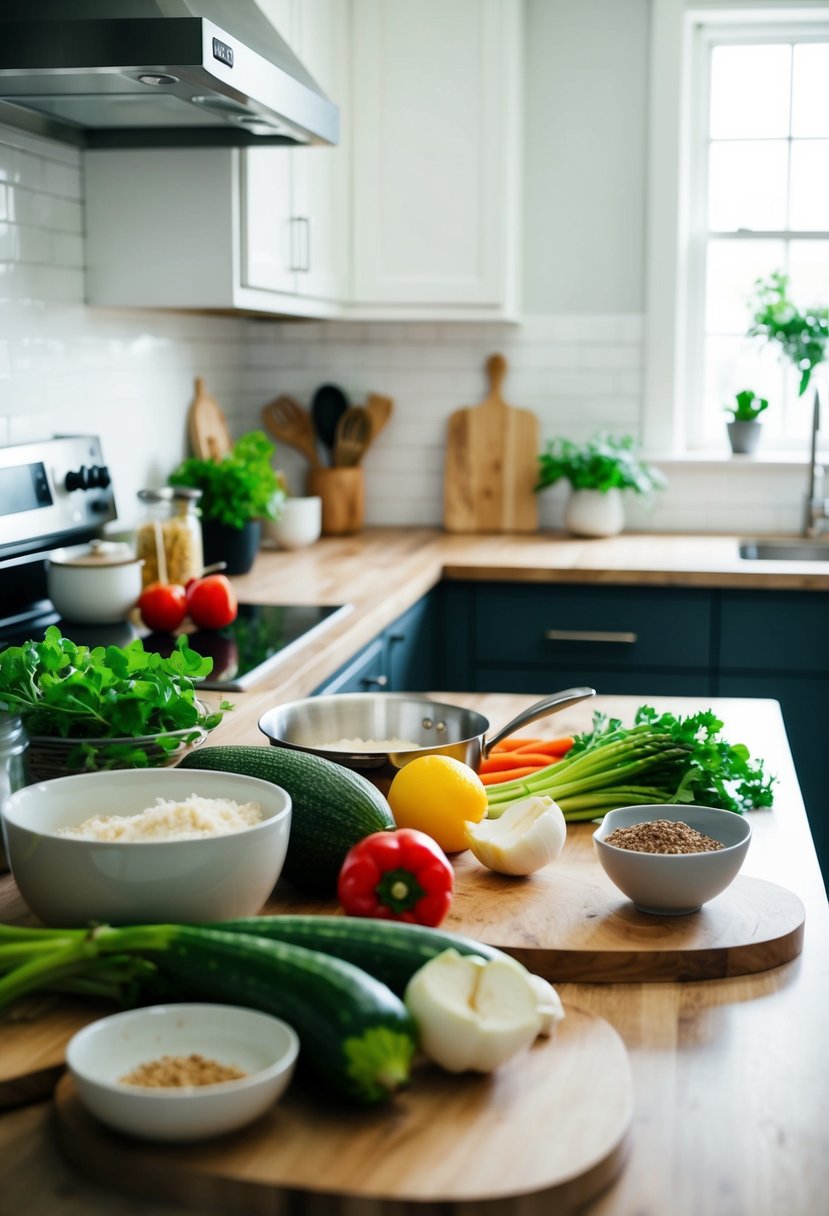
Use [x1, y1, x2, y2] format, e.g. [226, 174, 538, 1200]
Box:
[223, 528, 829, 702]
[1, 693, 827, 1216]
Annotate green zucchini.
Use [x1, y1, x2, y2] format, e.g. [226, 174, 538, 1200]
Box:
[179, 744, 395, 893]
[210, 915, 506, 996]
[102, 924, 416, 1105]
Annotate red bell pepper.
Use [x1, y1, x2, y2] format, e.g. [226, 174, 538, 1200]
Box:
[337, 829, 454, 927]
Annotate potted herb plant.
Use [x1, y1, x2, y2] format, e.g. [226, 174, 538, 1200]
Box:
[534, 433, 666, 537]
[169, 431, 285, 574]
[749, 271, 828, 396]
[725, 389, 769, 455]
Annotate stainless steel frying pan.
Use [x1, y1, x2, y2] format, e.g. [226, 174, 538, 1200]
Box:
[258, 687, 595, 790]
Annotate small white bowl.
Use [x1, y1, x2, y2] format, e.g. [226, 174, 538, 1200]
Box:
[66, 1004, 299, 1141]
[264, 496, 322, 550]
[593, 804, 751, 915]
[1, 768, 291, 927]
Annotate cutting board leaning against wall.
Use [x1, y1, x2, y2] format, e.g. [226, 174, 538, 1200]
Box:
[443, 354, 540, 533]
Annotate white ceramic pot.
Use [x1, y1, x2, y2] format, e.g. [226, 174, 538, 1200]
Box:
[564, 488, 624, 538]
[47, 539, 143, 623]
[265, 496, 323, 550]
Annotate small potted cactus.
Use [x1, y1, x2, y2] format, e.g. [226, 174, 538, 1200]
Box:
[725, 389, 768, 455]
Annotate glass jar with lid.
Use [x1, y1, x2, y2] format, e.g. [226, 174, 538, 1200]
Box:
[135, 487, 204, 589]
[0, 713, 28, 872]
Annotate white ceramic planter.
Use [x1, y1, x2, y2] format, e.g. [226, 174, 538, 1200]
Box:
[564, 488, 624, 538]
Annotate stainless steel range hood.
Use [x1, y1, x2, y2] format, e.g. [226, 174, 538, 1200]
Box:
[0, 1, 339, 149]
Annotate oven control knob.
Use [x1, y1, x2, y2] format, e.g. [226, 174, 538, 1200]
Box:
[89, 464, 111, 489]
[65, 467, 91, 492]
[65, 465, 111, 492]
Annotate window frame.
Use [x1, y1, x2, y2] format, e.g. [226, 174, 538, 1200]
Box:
[643, 1, 829, 456]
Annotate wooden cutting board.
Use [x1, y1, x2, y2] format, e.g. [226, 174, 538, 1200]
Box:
[443, 353, 540, 533]
[52, 1005, 632, 1210]
[273, 853, 806, 984]
[188, 376, 232, 461]
[0, 833, 805, 1109]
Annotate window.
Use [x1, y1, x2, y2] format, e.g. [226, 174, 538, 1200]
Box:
[684, 18, 829, 451]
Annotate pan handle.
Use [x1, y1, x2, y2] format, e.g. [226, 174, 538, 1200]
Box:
[483, 687, 596, 757]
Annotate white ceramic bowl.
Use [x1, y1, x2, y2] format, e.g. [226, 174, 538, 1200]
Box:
[593, 804, 751, 915]
[66, 1004, 299, 1141]
[1, 768, 291, 927]
[264, 496, 322, 550]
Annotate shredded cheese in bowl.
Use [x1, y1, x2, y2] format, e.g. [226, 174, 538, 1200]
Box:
[58, 794, 265, 842]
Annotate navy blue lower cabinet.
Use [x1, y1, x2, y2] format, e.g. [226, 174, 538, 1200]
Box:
[473, 666, 712, 697]
[314, 637, 388, 695]
[386, 594, 437, 692]
[313, 592, 438, 696]
[442, 581, 715, 695]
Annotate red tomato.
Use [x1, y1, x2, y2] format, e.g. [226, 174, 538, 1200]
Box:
[187, 574, 238, 631]
[138, 582, 188, 632]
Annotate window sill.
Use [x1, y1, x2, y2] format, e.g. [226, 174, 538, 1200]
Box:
[649, 451, 818, 470]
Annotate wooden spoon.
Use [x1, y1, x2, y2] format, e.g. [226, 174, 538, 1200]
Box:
[311, 384, 349, 464]
[261, 396, 320, 468]
[334, 406, 373, 467]
[364, 393, 394, 447]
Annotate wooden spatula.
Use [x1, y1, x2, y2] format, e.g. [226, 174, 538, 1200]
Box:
[188, 377, 232, 461]
[262, 395, 320, 468]
[443, 353, 540, 533]
[334, 406, 373, 467]
[364, 393, 394, 447]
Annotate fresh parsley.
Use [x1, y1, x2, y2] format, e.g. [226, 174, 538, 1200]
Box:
[0, 627, 231, 770]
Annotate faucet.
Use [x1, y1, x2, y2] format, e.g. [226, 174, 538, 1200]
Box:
[804, 380, 829, 538]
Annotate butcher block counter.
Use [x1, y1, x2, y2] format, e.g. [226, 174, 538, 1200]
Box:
[1, 692, 828, 1216]
[227, 528, 829, 703]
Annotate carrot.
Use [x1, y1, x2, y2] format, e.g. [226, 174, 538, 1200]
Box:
[480, 765, 548, 786]
[489, 737, 543, 754]
[479, 752, 559, 774]
[512, 736, 575, 758]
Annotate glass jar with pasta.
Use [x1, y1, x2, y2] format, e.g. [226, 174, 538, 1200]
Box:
[135, 487, 204, 589]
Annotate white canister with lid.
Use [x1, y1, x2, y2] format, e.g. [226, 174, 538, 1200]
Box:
[46, 540, 144, 624]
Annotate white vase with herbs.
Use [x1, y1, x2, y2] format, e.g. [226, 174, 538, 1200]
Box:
[535, 433, 666, 539]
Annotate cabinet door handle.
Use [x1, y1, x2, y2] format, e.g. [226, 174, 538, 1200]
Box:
[296, 216, 310, 272]
[545, 629, 638, 645]
[361, 674, 389, 689]
[288, 217, 302, 273]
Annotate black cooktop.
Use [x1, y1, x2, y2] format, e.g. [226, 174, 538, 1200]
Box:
[0, 603, 351, 692]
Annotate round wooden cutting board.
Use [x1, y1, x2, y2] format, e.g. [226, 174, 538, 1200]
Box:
[52, 1006, 632, 1211]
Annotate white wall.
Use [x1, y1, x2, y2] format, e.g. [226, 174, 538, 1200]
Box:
[522, 0, 649, 314]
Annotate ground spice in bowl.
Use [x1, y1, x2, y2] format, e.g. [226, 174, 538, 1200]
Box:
[603, 819, 725, 855]
[120, 1054, 248, 1088]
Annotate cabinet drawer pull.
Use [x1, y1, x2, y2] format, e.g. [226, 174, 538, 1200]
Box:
[360, 674, 389, 689]
[545, 629, 638, 645]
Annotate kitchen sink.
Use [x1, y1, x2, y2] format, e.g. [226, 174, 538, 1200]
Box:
[739, 539, 829, 562]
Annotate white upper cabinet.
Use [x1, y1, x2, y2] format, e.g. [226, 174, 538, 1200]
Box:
[243, 0, 349, 304]
[84, 0, 521, 320]
[349, 0, 521, 318]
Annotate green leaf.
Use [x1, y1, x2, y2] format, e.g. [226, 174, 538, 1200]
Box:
[535, 432, 666, 496]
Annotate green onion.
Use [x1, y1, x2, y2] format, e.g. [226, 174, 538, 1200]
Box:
[485, 708, 774, 820]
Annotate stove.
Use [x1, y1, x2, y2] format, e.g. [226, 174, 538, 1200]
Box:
[0, 436, 349, 691]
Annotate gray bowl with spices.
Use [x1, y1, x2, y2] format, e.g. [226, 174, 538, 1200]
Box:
[593, 804, 751, 915]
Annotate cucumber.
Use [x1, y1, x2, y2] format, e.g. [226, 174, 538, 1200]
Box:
[210, 915, 506, 996]
[137, 925, 416, 1105]
[179, 744, 395, 893]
